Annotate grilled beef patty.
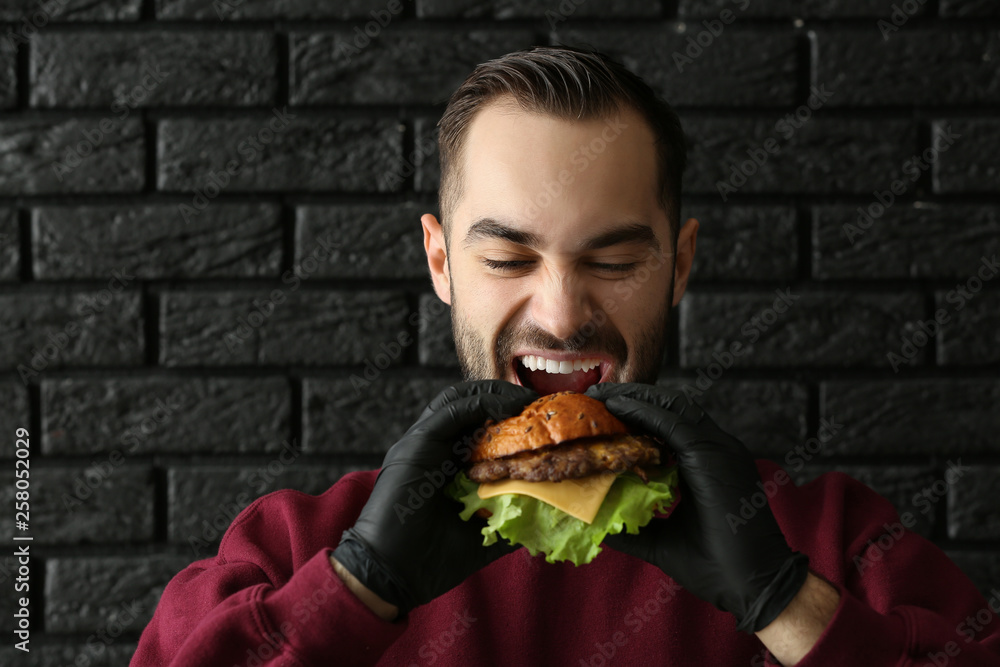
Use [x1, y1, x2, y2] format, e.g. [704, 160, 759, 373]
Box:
[467, 434, 660, 483]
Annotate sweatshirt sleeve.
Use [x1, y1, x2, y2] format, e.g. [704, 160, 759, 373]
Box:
[761, 466, 1000, 666]
[130, 474, 406, 667]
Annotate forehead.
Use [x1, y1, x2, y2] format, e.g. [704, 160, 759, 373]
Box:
[454, 100, 664, 250]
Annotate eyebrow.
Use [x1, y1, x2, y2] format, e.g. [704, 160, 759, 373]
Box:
[462, 217, 662, 254]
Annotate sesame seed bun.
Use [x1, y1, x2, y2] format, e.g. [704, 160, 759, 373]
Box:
[470, 391, 630, 462]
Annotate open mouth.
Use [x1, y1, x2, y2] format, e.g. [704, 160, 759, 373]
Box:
[511, 354, 612, 395]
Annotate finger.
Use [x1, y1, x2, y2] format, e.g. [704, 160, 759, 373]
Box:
[601, 395, 710, 454]
[420, 390, 537, 436]
[436, 519, 520, 593]
[388, 392, 538, 466]
[603, 520, 667, 563]
[477, 533, 519, 563]
[419, 380, 538, 421]
[584, 381, 618, 400]
[584, 381, 652, 401]
[586, 383, 696, 417]
[444, 502, 519, 556]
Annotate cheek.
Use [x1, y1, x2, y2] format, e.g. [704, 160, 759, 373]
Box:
[452, 268, 520, 326]
[599, 277, 639, 311]
[597, 275, 670, 328]
[605, 260, 672, 306]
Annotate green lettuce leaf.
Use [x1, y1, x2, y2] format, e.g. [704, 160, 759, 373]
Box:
[445, 466, 679, 566]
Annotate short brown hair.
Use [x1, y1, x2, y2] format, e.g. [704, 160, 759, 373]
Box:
[435, 44, 687, 251]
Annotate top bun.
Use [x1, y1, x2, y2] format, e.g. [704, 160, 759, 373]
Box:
[470, 390, 629, 462]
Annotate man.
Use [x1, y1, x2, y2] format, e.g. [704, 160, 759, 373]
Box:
[131, 46, 1000, 666]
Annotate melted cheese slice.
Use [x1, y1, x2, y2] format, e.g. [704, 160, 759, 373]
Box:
[477, 472, 617, 524]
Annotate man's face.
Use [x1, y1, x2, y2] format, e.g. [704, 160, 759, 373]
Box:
[422, 98, 696, 394]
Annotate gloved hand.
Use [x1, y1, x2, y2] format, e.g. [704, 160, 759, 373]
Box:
[584, 382, 810, 633]
[333, 380, 538, 616]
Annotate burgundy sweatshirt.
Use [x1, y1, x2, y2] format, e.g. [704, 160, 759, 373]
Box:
[131, 460, 1000, 666]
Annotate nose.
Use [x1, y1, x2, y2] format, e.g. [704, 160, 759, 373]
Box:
[529, 269, 596, 342]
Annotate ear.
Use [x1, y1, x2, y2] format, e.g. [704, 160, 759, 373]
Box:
[421, 213, 451, 306]
[671, 217, 698, 306]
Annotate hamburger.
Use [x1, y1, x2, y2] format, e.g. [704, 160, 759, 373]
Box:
[446, 390, 679, 565]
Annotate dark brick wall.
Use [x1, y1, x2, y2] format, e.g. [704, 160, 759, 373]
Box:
[0, 0, 998, 662]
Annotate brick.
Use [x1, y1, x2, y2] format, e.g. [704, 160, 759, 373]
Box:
[290, 29, 533, 105]
[417, 292, 457, 367]
[160, 290, 411, 366]
[935, 119, 1000, 194]
[814, 205, 1000, 279]
[31, 31, 277, 107]
[296, 202, 429, 279]
[167, 464, 366, 556]
[303, 375, 463, 455]
[0, 0, 140, 21]
[0, 208, 18, 281]
[655, 378, 808, 457]
[949, 466, 1000, 540]
[0, 382, 29, 458]
[553, 28, 798, 106]
[0, 289, 144, 374]
[377, 122, 440, 193]
[42, 377, 291, 455]
[158, 0, 392, 19]
[683, 117, 916, 196]
[0, 644, 136, 667]
[0, 50, 13, 108]
[794, 465, 940, 537]
[417, 0, 491, 18]
[157, 115, 402, 192]
[0, 118, 144, 194]
[940, 0, 1000, 16]
[679, 291, 923, 367]
[45, 555, 189, 633]
[938, 291, 1000, 365]
[414, 118, 441, 193]
[679, 0, 927, 17]
[419, 0, 660, 18]
[945, 551, 1000, 599]
[821, 380, 1000, 455]
[0, 465, 153, 544]
[34, 203, 282, 279]
[816, 29, 1000, 106]
[682, 205, 797, 281]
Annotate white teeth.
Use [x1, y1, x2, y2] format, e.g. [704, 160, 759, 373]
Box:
[518, 355, 603, 375]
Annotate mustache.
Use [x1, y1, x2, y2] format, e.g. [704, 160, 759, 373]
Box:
[496, 329, 628, 370]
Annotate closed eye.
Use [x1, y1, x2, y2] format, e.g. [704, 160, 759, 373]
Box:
[482, 259, 638, 273]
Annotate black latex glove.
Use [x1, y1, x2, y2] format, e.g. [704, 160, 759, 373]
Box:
[584, 382, 810, 633]
[333, 380, 538, 616]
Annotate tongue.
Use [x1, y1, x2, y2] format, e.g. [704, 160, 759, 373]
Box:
[521, 366, 601, 395]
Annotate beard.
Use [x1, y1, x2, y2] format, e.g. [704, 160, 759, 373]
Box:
[448, 266, 675, 388]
